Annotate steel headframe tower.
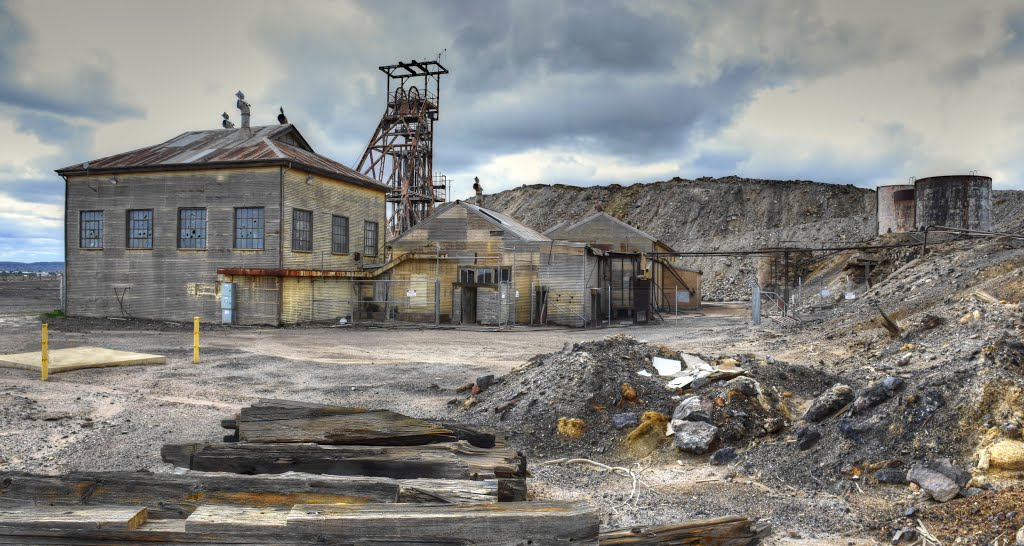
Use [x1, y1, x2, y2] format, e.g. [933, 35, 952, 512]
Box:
[358, 59, 449, 238]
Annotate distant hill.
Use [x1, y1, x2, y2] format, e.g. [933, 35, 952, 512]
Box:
[0, 262, 64, 272]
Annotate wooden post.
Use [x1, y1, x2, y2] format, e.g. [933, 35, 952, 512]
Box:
[41, 323, 49, 381]
[193, 317, 200, 364]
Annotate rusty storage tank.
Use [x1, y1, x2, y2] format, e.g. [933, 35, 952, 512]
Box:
[913, 175, 992, 231]
[876, 184, 916, 235]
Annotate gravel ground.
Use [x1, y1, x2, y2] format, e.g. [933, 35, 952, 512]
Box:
[3, 260, 1022, 544]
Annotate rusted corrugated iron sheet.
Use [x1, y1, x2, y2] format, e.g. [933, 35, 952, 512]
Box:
[56, 124, 387, 192]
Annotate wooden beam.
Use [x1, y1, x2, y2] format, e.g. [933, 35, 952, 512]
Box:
[185, 505, 289, 534]
[0, 471, 399, 519]
[237, 403, 457, 446]
[598, 517, 771, 545]
[397, 478, 498, 504]
[286, 502, 600, 545]
[0, 505, 147, 532]
[161, 441, 526, 501]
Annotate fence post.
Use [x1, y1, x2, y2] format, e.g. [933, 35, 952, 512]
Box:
[193, 317, 200, 363]
[751, 284, 761, 325]
[41, 323, 48, 381]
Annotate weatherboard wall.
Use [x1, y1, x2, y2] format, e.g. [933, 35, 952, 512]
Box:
[280, 169, 387, 270]
[64, 168, 282, 324]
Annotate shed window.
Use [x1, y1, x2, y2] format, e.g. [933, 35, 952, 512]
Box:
[292, 209, 312, 252]
[332, 215, 349, 254]
[458, 267, 510, 285]
[234, 207, 264, 249]
[126, 209, 153, 249]
[363, 221, 379, 256]
[178, 208, 207, 249]
[79, 211, 103, 249]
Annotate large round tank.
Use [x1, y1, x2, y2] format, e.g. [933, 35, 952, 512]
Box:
[913, 175, 992, 231]
[877, 184, 916, 235]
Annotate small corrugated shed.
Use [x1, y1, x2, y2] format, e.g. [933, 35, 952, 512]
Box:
[56, 124, 386, 191]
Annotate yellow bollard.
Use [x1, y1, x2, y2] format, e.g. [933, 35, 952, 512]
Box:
[193, 317, 200, 364]
[41, 323, 49, 381]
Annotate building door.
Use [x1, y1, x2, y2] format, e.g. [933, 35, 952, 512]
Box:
[462, 286, 477, 324]
[535, 288, 548, 324]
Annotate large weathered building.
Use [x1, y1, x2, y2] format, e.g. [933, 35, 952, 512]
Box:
[57, 123, 388, 325]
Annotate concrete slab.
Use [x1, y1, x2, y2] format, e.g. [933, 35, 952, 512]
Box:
[0, 347, 166, 374]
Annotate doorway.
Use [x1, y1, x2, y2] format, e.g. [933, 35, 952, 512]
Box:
[461, 286, 477, 324]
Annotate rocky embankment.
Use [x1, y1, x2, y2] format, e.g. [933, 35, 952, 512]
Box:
[483, 176, 877, 300]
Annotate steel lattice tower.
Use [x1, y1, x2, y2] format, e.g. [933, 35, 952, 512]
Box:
[357, 60, 449, 239]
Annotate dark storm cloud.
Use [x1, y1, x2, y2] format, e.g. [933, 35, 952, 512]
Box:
[0, 1, 141, 122]
[253, 0, 908, 181]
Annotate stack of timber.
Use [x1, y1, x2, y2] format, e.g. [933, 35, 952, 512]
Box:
[0, 400, 769, 544]
[164, 399, 527, 501]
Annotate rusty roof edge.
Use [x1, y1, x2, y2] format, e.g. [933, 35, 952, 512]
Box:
[57, 159, 389, 192]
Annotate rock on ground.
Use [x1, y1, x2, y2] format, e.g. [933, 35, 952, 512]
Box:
[907, 464, 960, 502]
[673, 421, 718, 454]
[802, 384, 854, 422]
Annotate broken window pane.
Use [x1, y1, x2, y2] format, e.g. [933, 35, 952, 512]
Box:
[79, 210, 103, 249]
[178, 208, 206, 249]
[234, 207, 264, 249]
[126, 209, 153, 249]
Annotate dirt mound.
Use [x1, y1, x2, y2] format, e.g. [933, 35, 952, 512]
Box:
[449, 335, 809, 463]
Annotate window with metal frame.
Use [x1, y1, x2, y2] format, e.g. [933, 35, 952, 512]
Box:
[292, 209, 312, 251]
[126, 209, 153, 249]
[178, 208, 207, 249]
[79, 211, 103, 249]
[234, 207, 264, 249]
[332, 215, 349, 254]
[363, 221, 378, 256]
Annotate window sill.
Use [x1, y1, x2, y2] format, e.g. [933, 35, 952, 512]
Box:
[126, 248, 153, 251]
[331, 252, 351, 256]
[232, 248, 266, 252]
[292, 250, 313, 254]
[78, 247, 104, 251]
[177, 248, 208, 251]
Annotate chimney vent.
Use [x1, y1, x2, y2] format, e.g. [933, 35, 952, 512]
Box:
[235, 90, 251, 128]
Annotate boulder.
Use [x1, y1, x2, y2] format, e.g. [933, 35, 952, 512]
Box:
[795, 426, 821, 451]
[611, 412, 639, 430]
[709, 447, 738, 465]
[674, 421, 718, 454]
[907, 464, 959, 502]
[802, 384, 854, 422]
[474, 374, 495, 392]
[672, 396, 714, 424]
[723, 376, 760, 397]
[852, 376, 904, 413]
[875, 467, 908, 485]
[927, 458, 971, 488]
[1016, 524, 1024, 546]
[988, 440, 1024, 471]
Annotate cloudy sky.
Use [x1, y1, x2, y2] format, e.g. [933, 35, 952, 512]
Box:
[3, 1, 1024, 262]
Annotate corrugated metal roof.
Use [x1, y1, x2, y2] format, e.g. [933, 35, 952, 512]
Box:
[391, 201, 551, 243]
[56, 124, 387, 191]
[460, 202, 550, 242]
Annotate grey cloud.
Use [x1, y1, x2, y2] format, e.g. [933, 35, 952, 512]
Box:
[1, 178, 65, 206]
[0, 1, 142, 122]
